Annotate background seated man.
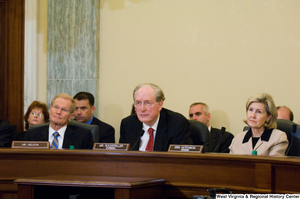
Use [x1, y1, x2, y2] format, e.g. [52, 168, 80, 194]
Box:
[73, 92, 115, 143]
[189, 102, 234, 153]
[120, 83, 192, 151]
[277, 106, 294, 121]
[0, 119, 14, 147]
[26, 93, 94, 149]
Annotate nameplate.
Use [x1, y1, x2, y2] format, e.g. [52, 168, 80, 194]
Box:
[93, 143, 130, 151]
[168, 145, 204, 153]
[11, 141, 50, 149]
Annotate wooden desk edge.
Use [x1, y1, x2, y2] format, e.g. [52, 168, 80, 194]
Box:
[2, 148, 300, 164]
[1, 149, 300, 196]
[14, 175, 165, 189]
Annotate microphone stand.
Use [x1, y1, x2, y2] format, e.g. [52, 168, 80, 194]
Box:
[131, 130, 145, 151]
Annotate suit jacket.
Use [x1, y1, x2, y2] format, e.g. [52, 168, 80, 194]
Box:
[229, 128, 288, 156]
[209, 127, 234, 153]
[91, 117, 115, 143]
[13, 130, 27, 141]
[119, 108, 192, 151]
[25, 125, 94, 149]
[0, 119, 14, 147]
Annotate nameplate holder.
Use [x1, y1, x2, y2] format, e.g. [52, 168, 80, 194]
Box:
[168, 145, 204, 153]
[93, 143, 130, 151]
[11, 141, 50, 149]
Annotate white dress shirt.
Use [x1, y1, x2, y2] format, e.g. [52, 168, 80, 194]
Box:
[48, 125, 67, 149]
[139, 114, 160, 151]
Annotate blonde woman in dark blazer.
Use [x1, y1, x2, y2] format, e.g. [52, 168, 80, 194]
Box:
[229, 93, 288, 156]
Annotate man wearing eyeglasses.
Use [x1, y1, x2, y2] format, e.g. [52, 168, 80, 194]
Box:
[25, 93, 94, 149]
[119, 83, 192, 151]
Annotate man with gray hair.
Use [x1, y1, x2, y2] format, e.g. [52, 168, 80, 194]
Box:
[119, 83, 192, 151]
[189, 102, 233, 153]
[26, 93, 94, 149]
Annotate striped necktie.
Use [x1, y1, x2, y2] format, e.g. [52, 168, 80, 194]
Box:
[51, 132, 59, 149]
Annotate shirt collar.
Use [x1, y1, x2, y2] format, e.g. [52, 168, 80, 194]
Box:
[49, 125, 67, 138]
[242, 128, 273, 143]
[86, 115, 94, 124]
[143, 113, 160, 131]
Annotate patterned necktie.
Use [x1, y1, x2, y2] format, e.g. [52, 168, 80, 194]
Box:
[145, 128, 154, 151]
[51, 132, 59, 149]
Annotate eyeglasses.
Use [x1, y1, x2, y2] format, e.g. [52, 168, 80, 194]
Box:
[134, 101, 155, 108]
[31, 112, 43, 117]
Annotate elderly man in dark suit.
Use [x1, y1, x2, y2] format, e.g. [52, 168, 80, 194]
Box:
[26, 93, 94, 149]
[189, 102, 234, 153]
[0, 119, 14, 147]
[73, 92, 115, 143]
[119, 83, 192, 151]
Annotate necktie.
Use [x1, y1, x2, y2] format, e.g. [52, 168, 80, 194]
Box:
[145, 128, 154, 151]
[51, 132, 59, 149]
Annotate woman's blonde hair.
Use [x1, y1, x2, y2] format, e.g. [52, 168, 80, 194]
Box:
[244, 93, 277, 129]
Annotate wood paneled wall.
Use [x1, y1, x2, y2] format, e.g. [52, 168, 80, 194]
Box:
[0, 0, 25, 133]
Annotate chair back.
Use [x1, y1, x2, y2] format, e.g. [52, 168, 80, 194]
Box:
[276, 119, 300, 156]
[68, 120, 99, 143]
[0, 119, 14, 147]
[30, 121, 99, 143]
[189, 120, 209, 152]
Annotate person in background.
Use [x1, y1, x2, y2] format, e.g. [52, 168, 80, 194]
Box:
[26, 93, 94, 149]
[277, 106, 294, 121]
[119, 83, 192, 151]
[189, 102, 234, 153]
[130, 103, 136, 115]
[13, 101, 49, 141]
[0, 119, 14, 147]
[229, 93, 288, 156]
[73, 91, 115, 143]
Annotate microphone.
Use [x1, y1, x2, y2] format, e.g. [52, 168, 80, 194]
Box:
[285, 124, 297, 155]
[131, 130, 145, 151]
[213, 127, 226, 153]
